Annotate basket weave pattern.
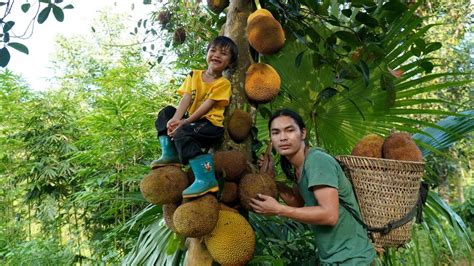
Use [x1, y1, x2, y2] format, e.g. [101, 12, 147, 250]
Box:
[336, 155, 425, 247]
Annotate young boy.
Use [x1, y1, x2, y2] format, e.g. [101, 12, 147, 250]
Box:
[151, 36, 238, 199]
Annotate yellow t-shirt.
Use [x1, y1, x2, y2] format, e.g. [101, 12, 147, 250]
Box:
[177, 70, 231, 127]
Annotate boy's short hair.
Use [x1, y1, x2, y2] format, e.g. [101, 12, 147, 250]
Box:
[207, 36, 239, 69]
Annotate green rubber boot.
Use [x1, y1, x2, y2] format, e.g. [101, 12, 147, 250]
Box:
[150, 135, 181, 169]
[182, 154, 219, 198]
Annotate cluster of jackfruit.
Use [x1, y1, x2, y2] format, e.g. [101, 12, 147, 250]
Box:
[351, 132, 423, 162]
[139, 150, 279, 265]
[244, 8, 284, 104]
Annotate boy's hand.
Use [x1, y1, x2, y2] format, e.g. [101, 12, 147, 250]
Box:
[168, 119, 189, 137]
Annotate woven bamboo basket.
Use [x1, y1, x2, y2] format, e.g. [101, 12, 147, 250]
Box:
[336, 155, 425, 247]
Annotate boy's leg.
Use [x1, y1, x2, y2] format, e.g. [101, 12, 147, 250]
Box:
[155, 106, 177, 136]
[150, 106, 181, 169]
[172, 120, 224, 198]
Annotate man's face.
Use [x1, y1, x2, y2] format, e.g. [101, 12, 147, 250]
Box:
[270, 115, 306, 157]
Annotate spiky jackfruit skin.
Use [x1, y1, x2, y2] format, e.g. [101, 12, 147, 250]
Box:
[247, 9, 273, 24]
[140, 166, 188, 205]
[383, 132, 423, 162]
[185, 238, 214, 266]
[173, 27, 186, 45]
[245, 63, 281, 103]
[351, 134, 384, 158]
[247, 15, 285, 55]
[213, 151, 247, 181]
[207, 0, 229, 14]
[239, 173, 278, 211]
[158, 10, 171, 25]
[173, 194, 219, 237]
[228, 109, 252, 143]
[204, 211, 256, 265]
[220, 182, 238, 203]
[163, 203, 179, 232]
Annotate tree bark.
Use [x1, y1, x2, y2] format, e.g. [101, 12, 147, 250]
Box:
[221, 0, 253, 160]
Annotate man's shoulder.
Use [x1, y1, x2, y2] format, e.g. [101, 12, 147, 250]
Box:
[307, 148, 334, 161]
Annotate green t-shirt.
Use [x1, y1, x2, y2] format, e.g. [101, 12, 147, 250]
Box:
[298, 148, 376, 265]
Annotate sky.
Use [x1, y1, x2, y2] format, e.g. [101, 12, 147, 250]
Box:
[5, 0, 149, 90]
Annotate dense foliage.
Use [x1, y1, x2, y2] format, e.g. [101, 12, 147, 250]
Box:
[0, 0, 472, 265]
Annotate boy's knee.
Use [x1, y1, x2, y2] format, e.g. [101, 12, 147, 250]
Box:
[158, 105, 176, 117]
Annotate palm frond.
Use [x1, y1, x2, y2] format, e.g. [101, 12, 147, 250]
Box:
[413, 110, 474, 156]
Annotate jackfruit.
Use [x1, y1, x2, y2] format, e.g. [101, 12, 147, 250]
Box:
[174, 27, 186, 45]
[173, 194, 219, 237]
[207, 0, 229, 14]
[239, 173, 278, 211]
[219, 203, 239, 213]
[158, 10, 171, 25]
[213, 150, 247, 181]
[163, 202, 179, 232]
[140, 166, 188, 205]
[204, 210, 256, 265]
[351, 134, 384, 158]
[245, 63, 281, 103]
[228, 109, 252, 143]
[185, 238, 214, 266]
[220, 181, 238, 203]
[382, 132, 423, 162]
[247, 15, 285, 55]
[247, 9, 273, 25]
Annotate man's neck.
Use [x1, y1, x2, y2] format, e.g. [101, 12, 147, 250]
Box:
[287, 143, 307, 171]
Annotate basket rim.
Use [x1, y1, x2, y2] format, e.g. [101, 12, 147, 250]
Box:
[336, 155, 425, 166]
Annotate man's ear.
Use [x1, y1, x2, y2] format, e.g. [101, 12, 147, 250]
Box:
[301, 128, 307, 140]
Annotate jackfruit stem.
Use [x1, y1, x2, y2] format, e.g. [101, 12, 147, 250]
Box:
[254, 0, 262, 10]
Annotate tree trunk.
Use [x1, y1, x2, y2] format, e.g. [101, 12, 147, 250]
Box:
[221, 0, 253, 159]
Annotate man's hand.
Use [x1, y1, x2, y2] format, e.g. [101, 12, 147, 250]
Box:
[249, 194, 283, 216]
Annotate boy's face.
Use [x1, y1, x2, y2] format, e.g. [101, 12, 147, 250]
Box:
[206, 45, 232, 73]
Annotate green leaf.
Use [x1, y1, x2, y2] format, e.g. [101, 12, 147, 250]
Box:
[342, 9, 352, 17]
[335, 31, 360, 46]
[315, 87, 338, 106]
[355, 12, 379, 28]
[0, 47, 10, 67]
[413, 110, 474, 156]
[143, 0, 151, 4]
[21, 3, 31, 12]
[424, 42, 442, 54]
[355, 60, 370, 87]
[8, 42, 29, 54]
[382, 0, 407, 13]
[63, 4, 74, 9]
[295, 51, 305, 68]
[420, 61, 434, 73]
[3, 32, 9, 42]
[351, 0, 376, 8]
[39, 0, 51, 3]
[38, 6, 52, 24]
[52, 5, 64, 22]
[3, 21, 14, 33]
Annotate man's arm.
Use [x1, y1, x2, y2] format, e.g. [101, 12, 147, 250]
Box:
[249, 186, 339, 226]
[276, 182, 305, 207]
